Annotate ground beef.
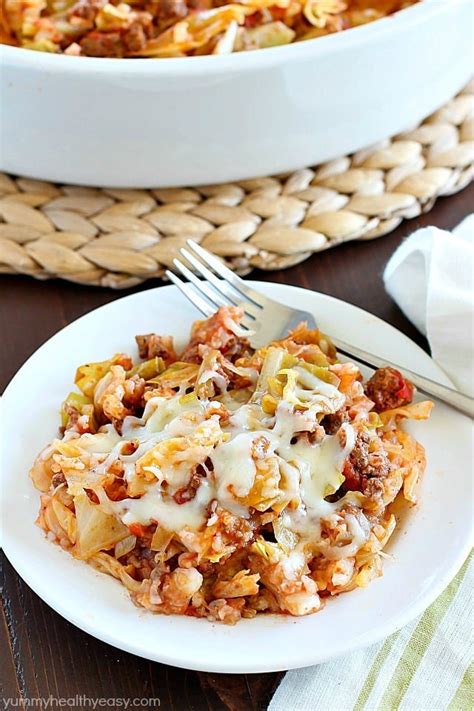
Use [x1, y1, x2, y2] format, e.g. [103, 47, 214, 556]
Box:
[135, 333, 177, 365]
[123, 375, 146, 411]
[180, 335, 251, 365]
[123, 20, 148, 53]
[160, 0, 188, 19]
[179, 344, 201, 364]
[148, 0, 210, 23]
[363, 477, 385, 501]
[365, 367, 414, 412]
[80, 30, 124, 57]
[173, 464, 206, 504]
[343, 431, 390, 496]
[321, 409, 349, 435]
[51, 472, 66, 489]
[173, 479, 199, 505]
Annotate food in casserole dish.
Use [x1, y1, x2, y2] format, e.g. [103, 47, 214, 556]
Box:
[1, 0, 419, 57]
[30, 306, 432, 624]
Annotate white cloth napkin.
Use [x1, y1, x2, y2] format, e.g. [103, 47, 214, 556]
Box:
[383, 215, 474, 397]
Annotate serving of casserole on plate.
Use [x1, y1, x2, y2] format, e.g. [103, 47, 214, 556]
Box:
[2, 283, 472, 672]
[30, 303, 432, 624]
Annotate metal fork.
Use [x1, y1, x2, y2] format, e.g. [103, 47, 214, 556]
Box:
[166, 240, 474, 418]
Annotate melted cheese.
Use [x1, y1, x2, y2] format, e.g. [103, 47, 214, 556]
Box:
[210, 431, 276, 516]
[75, 429, 121, 454]
[67, 368, 361, 543]
[198, 369, 228, 392]
[133, 395, 204, 437]
[111, 479, 213, 530]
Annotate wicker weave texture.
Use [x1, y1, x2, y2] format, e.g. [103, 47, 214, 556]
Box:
[1, 81, 473, 289]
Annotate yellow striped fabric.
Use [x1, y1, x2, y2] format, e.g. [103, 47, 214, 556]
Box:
[269, 554, 473, 711]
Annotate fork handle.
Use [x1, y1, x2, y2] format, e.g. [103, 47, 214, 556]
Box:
[331, 337, 474, 419]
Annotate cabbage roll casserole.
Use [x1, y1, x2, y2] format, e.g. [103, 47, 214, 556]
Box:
[31, 306, 432, 624]
[1, 1, 419, 57]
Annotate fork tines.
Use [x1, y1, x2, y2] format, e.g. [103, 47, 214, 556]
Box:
[166, 240, 263, 331]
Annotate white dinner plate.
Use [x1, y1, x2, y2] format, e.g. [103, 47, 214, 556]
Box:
[1, 283, 472, 673]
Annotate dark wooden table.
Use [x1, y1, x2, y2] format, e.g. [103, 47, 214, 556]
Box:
[1, 183, 472, 711]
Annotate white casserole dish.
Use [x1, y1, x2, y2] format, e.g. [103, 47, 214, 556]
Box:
[1, 0, 472, 188]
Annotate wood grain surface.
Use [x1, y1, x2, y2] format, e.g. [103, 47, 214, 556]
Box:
[1, 183, 472, 711]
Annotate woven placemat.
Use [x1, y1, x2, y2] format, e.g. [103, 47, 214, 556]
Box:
[1, 81, 473, 289]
